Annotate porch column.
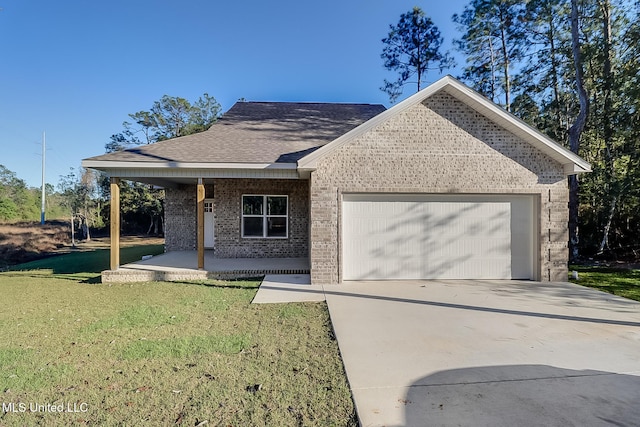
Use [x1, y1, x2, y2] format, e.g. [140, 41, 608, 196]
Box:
[110, 177, 120, 270]
[197, 178, 205, 269]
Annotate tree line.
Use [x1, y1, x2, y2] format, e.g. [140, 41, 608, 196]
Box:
[381, 1, 640, 260]
[0, 165, 67, 222]
[0, 94, 221, 241]
[66, 93, 222, 239]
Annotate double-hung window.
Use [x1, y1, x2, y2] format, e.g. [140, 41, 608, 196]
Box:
[242, 195, 288, 238]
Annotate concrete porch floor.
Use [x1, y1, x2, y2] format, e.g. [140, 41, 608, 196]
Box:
[101, 251, 310, 283]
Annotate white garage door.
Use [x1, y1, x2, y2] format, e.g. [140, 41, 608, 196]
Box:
[342, 194, 536, 280]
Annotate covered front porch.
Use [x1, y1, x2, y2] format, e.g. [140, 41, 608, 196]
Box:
[102, 251, 310, 283]
[100, 173, 310, 283]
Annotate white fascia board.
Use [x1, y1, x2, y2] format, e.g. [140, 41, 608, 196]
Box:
[564, 163, 592, 174]
[81, 160, 297, 170]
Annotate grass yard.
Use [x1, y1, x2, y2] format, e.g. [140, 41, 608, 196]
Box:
[0, 264, 356, 425]
[570, 265, 640, 302]
[8, 244, 166, 276]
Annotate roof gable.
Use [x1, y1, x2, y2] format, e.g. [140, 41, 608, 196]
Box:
[298, 76, 591, 175]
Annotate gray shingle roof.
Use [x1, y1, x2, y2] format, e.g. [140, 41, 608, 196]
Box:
[85, 102, 386, 164]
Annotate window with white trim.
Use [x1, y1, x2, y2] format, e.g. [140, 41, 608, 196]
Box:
[242, 195, 288, 238]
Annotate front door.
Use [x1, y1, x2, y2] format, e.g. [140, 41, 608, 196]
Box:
[204, 199, 215, 248]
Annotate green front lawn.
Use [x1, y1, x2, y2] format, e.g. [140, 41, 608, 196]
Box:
[0, 269, 356, 426]
[570, 265, 640, 302]
[10, 244, 166, 275]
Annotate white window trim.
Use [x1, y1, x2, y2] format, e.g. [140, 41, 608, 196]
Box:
[241, 194, 289, 239]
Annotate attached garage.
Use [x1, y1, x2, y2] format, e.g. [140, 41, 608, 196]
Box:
[299, 76, 591, 284]
[342, 194, 538, 281]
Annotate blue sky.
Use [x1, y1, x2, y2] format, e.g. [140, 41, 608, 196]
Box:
[0, 0, 468, 188]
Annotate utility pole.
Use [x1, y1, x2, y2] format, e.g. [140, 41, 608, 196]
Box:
[41, 131, 46, 225]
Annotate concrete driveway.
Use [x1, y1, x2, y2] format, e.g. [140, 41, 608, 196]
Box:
[324, 280, 640, 427]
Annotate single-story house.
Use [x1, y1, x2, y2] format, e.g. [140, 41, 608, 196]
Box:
[82, 75, 591, 284]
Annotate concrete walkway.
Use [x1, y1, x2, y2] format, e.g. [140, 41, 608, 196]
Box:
[252, 274, 325, 303]
[324, 280, 640, 427]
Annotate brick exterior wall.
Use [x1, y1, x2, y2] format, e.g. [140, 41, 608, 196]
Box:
[214, 179, 309, 258]
[309, 92, 569, 285]
[164, 179, 309, 258]
[165, 185, 197, 250]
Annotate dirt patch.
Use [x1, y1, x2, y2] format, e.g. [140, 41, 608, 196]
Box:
[0, 221, 70, 267]
[0, 221, 164, 269]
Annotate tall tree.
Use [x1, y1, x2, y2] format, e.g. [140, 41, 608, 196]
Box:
[113, 93, 222, 148]
[0, 165, 26, 221]
[595, 0, 618, 253]
[577, 0, 637, 256]
[453, 0, 528, 111]
[381, 6, 452, 102]
[567, 0, 590, 261]
[187, 93, 222, 135]
[58, 168, 101, 241]
[0, 165, 44, 221]
[100, 93, 222, 235]
[513, 0, 574, 143]
[614, 1, 640, 254]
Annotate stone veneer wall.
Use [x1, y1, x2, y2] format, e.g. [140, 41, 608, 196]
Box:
[309, 92, 569, 285]
[214, 179, 309, 258]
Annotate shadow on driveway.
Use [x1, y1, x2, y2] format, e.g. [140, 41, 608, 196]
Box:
[404, 364, 640, 427]
[260, 280, 640, 326]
